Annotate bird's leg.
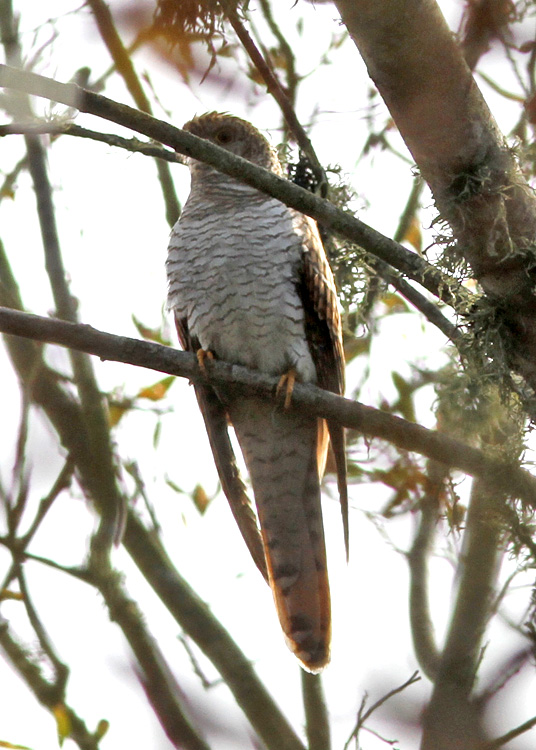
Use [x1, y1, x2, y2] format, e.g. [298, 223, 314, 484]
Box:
[196, 348, 215, 373]
[276, 369, 297, 410]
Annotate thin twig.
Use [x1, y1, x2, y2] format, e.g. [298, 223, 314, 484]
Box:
[257, 0, 299, 107]
[220, 0, 327, 192]
[482, 714, 536, 748]
[366, 256, 459, 342]
[16, 567, 69, 693]
[0, 120, 185, 161]
[0, 546, 92, 582]
[178, 634, 219, 690]
[344, 671, 421, 749]
[475, 647, 532, 709]
[20, 458, 75, 546]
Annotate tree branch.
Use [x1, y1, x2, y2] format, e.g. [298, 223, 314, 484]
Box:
[421, 477, 504, 750]
[334, 0, 536, 391]
[0, 64, 470, 312]
[87, 523, 211, 750]
[0, 10, 126, 550]
[483, 714, 536, 749]
[0, 306, 535, 509]
[124, 510, 307, 750]
[0, 120, 185, 162]
[407, 461, 447, 680]
[344, 671, 421, 749]
[301, 671, 331, 750]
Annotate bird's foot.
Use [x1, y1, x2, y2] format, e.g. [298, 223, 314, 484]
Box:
[276, 369, 297, 409]
[196, 348, 214, 373]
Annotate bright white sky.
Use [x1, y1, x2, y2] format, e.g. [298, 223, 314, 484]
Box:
[0, 2, 535, 749]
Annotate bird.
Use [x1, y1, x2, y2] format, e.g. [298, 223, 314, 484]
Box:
[166, 112, 347, 672]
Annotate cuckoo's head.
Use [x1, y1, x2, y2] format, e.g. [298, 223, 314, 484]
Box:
[183, 112, 282, 176]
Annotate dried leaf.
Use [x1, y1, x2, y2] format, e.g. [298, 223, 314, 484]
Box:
[131, 315, 170, 345]
[108, 403, 130, 428]
[381, 292, 409, 314]
[403, 216, 422, 253]
[343, 332, 370, 363]
[191, 483, 211, 514]
[137, 376, 174, 401]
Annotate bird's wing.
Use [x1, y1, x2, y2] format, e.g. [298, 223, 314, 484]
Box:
[294, 216, 349, 557]
[174, 312, 268, 581]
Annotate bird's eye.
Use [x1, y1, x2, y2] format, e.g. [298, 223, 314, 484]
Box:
[215, 128, 233, 144]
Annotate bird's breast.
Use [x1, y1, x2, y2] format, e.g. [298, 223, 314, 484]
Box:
[167, 198, 317, 382]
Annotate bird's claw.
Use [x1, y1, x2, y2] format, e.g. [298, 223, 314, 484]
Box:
[276, 369, 297, 410]
[197, 348, 214, 373]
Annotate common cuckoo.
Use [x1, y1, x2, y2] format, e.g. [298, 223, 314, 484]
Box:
[167, 112, 347, 672]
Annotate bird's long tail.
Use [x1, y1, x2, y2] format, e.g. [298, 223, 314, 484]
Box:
[228, 397, 331, 672]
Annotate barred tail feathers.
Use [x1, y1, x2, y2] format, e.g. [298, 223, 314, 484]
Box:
[228, 398, 331, 672]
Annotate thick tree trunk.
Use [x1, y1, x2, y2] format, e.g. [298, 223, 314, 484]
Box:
[335, 0, 536, 389]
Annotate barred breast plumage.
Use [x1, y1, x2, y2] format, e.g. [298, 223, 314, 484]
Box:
[166, 112, 347, 672]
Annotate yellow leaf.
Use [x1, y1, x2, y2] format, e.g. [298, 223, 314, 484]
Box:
[192, 484, 211, 515]
[131, 315, 170, 345]
[137, 376, 174, 402]
[403, 216, 422, 253]
[0, 187, 15, 200]
[52, 704, 71, 746]
[343, 332, 370, 363]
[381, 292, 409, 314]
[0, 741, 33, 749]
[108, 403, 129, 427]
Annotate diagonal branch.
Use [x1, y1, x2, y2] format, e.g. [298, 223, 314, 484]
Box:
[219, 0, 327, 193]
[0, 64, 470, 312]
[87, 520, 211, 750]
[124, 509, 307, 750]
